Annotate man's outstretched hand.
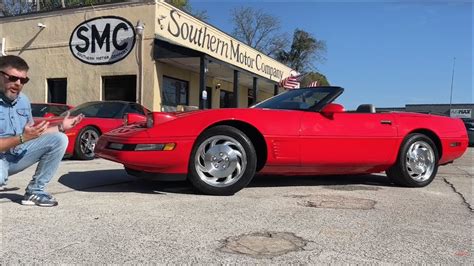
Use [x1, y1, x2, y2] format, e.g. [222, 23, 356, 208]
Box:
[23, 120, 49, 141]
[62, 112, 84, 131]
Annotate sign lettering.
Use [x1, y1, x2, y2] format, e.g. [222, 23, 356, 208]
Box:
[70, 16, 136, 65]
[163, 9, 285, 81]
[450, 109, 472, 118]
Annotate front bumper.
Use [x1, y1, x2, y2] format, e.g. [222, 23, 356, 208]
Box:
[95, 134, 195, 175]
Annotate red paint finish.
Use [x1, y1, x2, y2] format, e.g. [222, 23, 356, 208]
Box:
[95, 88, 468, 182]
[63, 117, 124, 155]
[34, 101, 150, 158]
[96, 108, 468, 175]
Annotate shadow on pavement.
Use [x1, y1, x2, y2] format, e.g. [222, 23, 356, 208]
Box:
[58, 169, 193, 194]
[0, 192, 24, 204]
[58, 169, 393, 195]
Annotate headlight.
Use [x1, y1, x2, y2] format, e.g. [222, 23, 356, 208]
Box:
[135, 144, 164, 151]
[108, 143, 124, 150]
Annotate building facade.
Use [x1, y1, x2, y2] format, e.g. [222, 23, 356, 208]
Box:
[0, 0, 295, 111]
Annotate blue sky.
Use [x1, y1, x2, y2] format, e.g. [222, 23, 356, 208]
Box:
[192, 0, 472, 109]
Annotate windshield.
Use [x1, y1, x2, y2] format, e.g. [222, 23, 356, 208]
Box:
[63, 102, 125, 118]
[31, 104, 50, 117]
[31, 104, 70, 117]
[253, 87, 344, 111]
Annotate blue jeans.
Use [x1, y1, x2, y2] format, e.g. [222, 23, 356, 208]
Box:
[0, 132, 68, 195]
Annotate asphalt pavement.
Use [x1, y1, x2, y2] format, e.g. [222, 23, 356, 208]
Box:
[1, 148, 472, 264]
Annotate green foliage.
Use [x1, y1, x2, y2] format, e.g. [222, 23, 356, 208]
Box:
[165, 0, 189, 9]
[301, 72, 330, 87]
[165, 0, 208, 21]
[1, 0, 208, 20]
[1, 0, 34, 16]
[64, 0, 120, 8]
[3, 1, 143, 14]
[275, 29, 326, 73]
[231, 7, 287, 57]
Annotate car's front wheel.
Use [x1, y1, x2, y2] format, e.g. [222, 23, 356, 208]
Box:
[386, 133, 439, 187]
[74, 126, 100, 160]
[188, 125, 257, 195]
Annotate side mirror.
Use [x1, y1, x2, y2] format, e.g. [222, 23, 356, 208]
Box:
[123, 113, 147, 126]
[321, 103, 345, 118]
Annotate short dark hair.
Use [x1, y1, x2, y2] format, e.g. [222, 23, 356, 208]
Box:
[0, 55, 29, 71]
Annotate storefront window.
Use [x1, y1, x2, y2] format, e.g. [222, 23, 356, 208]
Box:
[103, 75, 136, 102]
[47, 78, 67, 104]
[220, 90, 234, 108]
[163, 76, 189, 106]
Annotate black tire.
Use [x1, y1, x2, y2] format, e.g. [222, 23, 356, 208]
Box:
[74, 126, 100, 160]
[188, 125, 257, 195]
[386, 133, 439, 187]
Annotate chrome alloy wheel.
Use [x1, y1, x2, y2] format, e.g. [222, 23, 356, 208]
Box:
[405, 140, 435, 182]
[194, 135, 247, 187]
[80, 129, 99, 157]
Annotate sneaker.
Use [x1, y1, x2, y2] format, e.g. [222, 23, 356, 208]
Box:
[21, 193, 58, 207]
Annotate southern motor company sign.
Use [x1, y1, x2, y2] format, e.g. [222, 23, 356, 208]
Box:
[69, 16, 136, 65]
[156, 4, 293, 82]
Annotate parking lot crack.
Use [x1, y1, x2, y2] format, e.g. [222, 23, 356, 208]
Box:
[443, 177, 473, 212]
[41, 242, 81, 257]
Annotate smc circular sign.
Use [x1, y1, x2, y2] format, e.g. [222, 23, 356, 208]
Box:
[69, 16, 136, 65]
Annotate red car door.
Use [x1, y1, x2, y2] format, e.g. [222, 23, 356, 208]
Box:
[299, 112, 398, 174]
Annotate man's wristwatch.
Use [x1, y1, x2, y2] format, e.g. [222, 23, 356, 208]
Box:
[58, 124, 66, 133]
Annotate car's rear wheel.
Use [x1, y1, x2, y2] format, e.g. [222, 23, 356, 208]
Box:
[74, 126, 100, 160]
[188, 125, 257, 195]
[386, 133, 439, 187]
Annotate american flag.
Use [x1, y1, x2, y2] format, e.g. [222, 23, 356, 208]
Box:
[308, 80, 318, 87]
[279, 75, 301, 89]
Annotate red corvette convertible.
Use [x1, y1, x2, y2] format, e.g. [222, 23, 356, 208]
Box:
[36, 101, 149, 160]
[31, 103, 74, 118]
[95, 87, 468, 195]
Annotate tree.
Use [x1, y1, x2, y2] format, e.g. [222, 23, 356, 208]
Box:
[1, 0, 33, 16]
[1, 0, 208, 19]
[300, 72, 330, 87]
[1, 0, 120, 15]
[165, 0, 208, 21]
[230, 7, 287, 57]
[275, 29, 326, 73]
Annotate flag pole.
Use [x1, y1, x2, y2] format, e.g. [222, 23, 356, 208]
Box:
[449, 57, 456, 110]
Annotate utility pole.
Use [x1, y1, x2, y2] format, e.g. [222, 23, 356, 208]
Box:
[449, 57, 456, 111]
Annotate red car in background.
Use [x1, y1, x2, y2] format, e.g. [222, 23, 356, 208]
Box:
[38, 101, 150, 160]
[31, 103, 73, 117]
[95, 87, 468, 195]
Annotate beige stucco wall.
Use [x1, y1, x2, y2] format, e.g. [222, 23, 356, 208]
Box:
[0, 0, 291, 111]
[1, 2, 158, 108]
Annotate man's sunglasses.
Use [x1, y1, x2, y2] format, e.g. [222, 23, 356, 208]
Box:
[0, 71, 30, 84]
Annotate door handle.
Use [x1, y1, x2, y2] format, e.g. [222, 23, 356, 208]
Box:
[380, 120, 392, 125]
